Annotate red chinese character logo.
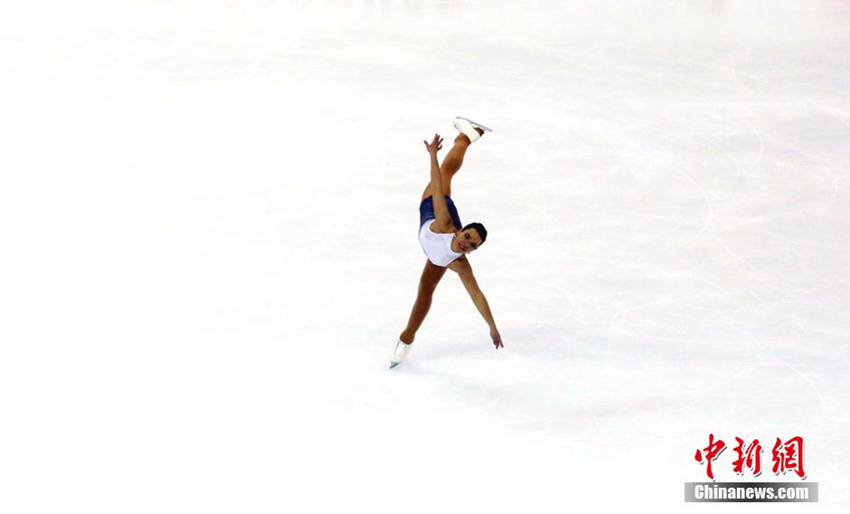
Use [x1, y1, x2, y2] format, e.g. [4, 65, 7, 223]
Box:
[695, 433, 726, 480]
[732, 437, 763, 476]
[772, 436, 806, 478]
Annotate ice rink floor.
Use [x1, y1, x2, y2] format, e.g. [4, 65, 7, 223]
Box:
[1, 1, 849, 512]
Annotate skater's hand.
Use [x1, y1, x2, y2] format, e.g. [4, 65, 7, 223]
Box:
[490, 328, 503, 349]
[423, 133, 443, 156]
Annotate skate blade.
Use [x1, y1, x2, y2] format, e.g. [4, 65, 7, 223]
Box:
[389, 362, 400, 369]
[456, 116, 493, 133]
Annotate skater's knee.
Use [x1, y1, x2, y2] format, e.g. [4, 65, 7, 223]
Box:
[419, 280, 438, 295]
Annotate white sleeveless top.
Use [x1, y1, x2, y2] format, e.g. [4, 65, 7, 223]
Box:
[419, 219, 462, 267]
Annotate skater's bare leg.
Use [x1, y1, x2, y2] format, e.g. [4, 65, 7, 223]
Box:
[421, 129, 483, 201]
[399, 260, 448, 344]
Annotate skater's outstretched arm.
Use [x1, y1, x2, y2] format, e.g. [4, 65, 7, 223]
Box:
[423, 133, 452, 232]
[448, 257, 504, 349]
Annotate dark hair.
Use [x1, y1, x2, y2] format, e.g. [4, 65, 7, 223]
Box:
[462, 222, 487, 244]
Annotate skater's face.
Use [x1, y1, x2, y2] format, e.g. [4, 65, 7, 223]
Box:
[455, 228, 483, 254]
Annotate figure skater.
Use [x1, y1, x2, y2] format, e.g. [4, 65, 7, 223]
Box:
[390, 117, 503, 369]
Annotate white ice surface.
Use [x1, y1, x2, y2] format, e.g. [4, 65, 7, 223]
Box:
[1, 1, 849, 512]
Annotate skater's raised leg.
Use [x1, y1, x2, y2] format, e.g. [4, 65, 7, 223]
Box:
[421, 128, 484, 201]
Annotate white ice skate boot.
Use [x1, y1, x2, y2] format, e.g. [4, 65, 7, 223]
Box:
[453, 116, 493, 143]
[389, 340, 412, 369]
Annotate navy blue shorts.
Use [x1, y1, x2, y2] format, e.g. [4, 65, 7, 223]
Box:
[419, 195, 462, 230]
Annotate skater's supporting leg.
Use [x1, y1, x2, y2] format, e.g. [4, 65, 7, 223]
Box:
[399, 260, 448, 344]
